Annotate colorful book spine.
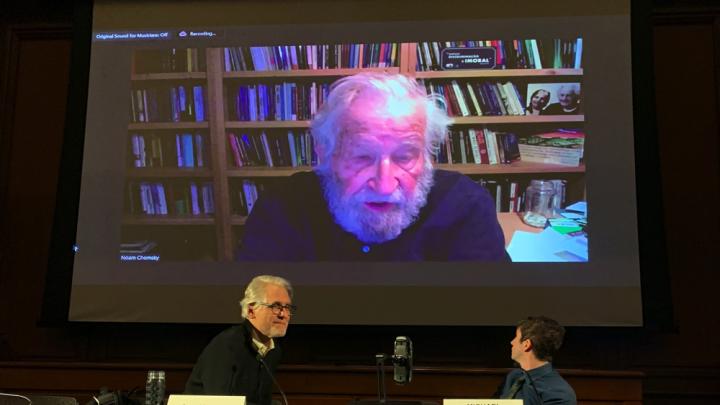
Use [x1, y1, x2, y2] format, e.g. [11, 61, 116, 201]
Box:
[193, 85, 205, 122]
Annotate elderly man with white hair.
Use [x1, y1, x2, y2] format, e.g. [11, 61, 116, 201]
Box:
[238, 73, 507, 261]
[185, 275, 294, 405]
[542, 83, 581, 115]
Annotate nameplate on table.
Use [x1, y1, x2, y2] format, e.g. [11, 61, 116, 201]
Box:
[443, 400, 522, 405]
[167, 395, 246, 405]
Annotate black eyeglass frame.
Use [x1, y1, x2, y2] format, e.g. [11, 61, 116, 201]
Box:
[255, 302, 297, 315]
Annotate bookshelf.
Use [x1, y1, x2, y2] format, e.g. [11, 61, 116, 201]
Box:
[414, 68, 582, 79]
[123, 40, 585, 260]
[124, 48, 221, 260]
[407, 40, 585, 230]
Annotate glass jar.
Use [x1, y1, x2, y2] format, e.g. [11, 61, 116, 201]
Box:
[523, 180, 557, 227]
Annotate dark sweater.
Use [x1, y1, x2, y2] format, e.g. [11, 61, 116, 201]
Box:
[185, 322, 282, 405]
[497, 363, 577, 405]
[238, 169, 508, 261]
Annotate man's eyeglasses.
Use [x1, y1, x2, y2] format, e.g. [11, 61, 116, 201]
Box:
[256, 302, 297, 315]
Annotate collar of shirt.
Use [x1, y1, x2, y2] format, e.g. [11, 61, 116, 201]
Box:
[526, 362, 553, 379]
[251, 335, 275, 357]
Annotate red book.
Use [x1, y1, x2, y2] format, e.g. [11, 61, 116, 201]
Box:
[378, 43, 387, 67]
[440, 85, 454, 116]
[444, 83, 461, 117]
[228, 133, 243, 167]
[475, 130, 489, 164]
[491, 40, 501, 66]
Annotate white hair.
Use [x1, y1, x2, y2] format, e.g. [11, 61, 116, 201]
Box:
[238, 275, 293, 319]
[310, 72, 451, 173]
[558, 83, 581, 96]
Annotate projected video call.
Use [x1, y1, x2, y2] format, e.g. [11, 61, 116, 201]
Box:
[121, 39, 588, 263]
[70, 1, 641, 325]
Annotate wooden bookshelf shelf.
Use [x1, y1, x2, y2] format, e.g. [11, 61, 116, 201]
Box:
[227, 167, 313, 177]
[128, 122, 209, 130]
[126, 168, 214, 178]
[131, 72, 207, 81]
[224, 67, 400, 79]
[451, 115, 584, 125]
[437, 162, 585, 175]
[225, 120, 311, 129]
[231, 215, 247, 225]
[225, 164, 582, 177]
[225, 115, 585, 128]
[414, 68, 583, 79]
[123, 215, 215, 225]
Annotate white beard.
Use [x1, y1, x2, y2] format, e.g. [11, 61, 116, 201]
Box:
[318, 166, 434, 244]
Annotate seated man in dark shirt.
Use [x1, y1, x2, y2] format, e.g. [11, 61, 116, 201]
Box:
[238, 72, 507, 261]
[496, 316, 577, 405]
[185, 275, 295, 405]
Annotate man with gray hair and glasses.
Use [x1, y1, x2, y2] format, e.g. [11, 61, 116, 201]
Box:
[238, 72, 507, 261]
[186, 275, 295, 405]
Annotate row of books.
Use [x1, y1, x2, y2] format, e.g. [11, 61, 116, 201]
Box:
[416, 38, 583, 71]
[477, 178, 567, 213]
[224, 43, 399, 72]
[421, 79, 528, 117]
[127, 181, 215, 216]
[228, 78, 574, 122]
[436, 128, 585, 167]
[127, 128, 581, 170]
[234, 179, 264, 216]
[129, 133, 209, 168]
[127, 130, 582, 170]
[518, 130, 585, 166]
[436, 128, 520, 165]
[228, 130, 317, 168]
[134, 48, 206, 74]
[229, 82, 330, 121]
[130, 85, 207, 123]
[234, 176, 568, 216]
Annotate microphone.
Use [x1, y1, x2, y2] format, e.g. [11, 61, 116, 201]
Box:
[391, 336, 413, 385]
[257, 354, 289, 405]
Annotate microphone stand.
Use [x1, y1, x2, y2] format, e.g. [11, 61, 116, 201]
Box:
[375, 353, 388, 404]
[257, 355, 288, 405]
[350, 354, 430, 405]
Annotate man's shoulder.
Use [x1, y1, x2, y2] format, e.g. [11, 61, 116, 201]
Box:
[543, 384, 577, 404]
[431, 169, 494, 206]
[261, 171, 322, 205]
[287, 170, 321, 185]
[550, 371, 575, 393]
[433, 169, 482, 191]
[206, 324, 247, 349]
[247, 171, 323, 218]
[540, 368, 577, 403]
[502, 367, 524, 382]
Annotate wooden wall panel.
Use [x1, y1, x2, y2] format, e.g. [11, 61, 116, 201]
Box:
[0, 26, 78, 361]
[654, 22, 720, 365]
[0, 362, 642, 405]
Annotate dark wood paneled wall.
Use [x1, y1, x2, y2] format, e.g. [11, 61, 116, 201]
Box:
[1, 2, 719, 404]
[0, 362, 643, 405]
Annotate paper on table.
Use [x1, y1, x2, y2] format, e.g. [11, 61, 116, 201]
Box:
[507, 227, 588, 262]
[565, 200, 587, 214]
[560, 211, 585, 219]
